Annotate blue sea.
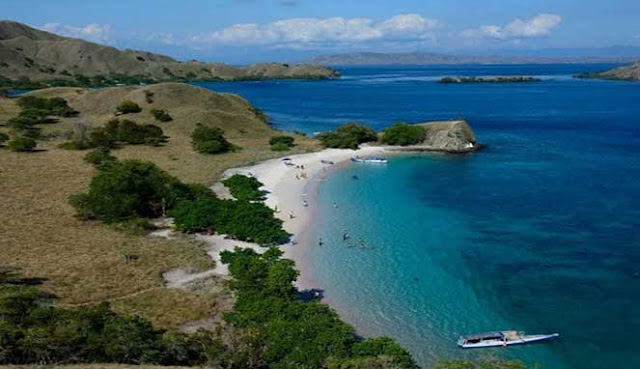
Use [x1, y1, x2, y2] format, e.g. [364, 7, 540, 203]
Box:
[196, 64, 640, 369]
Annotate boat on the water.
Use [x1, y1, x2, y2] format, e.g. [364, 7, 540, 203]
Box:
[457, 331, 559, 349]
[351, 156, 389, 164]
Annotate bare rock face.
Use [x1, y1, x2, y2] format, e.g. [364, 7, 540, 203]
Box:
[416, 120, 478, 152]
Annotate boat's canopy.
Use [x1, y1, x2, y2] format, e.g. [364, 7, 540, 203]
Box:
[462, 332, 505, 341]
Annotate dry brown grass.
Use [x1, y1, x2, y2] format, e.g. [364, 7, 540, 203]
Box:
[0, 83, 320, 328]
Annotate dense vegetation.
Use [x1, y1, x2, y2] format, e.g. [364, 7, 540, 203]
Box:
[317, 122, 378, 149]
[60, 119, 168, 150]
[381, 122, 426, 146]
[150, 108, 173, 122]
[5, 95, 78, 151]
[99, 119, 167, 146]
[269, 135, 295, 151]
[69, 159, 209, 223]
[223, 174, 265, 201]
[0, 251, 420, 368]
[70, 159, 288, 244]
[116, 100, 142, 114]
[220, 247, 418, 369]
[191, 123, 234, 154]
[0, 266, 217, 366]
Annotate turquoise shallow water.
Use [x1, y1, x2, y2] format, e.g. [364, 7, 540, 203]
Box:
[197, 65, 640, 368]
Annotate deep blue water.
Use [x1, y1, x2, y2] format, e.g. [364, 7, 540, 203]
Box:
[196, 64, 640, 369]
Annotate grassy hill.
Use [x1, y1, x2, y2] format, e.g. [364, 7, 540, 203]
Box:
[0, 20, 338, 84]
[0, 82, 320, 329]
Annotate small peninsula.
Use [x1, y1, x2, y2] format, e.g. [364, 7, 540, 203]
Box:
[439, 76, 542, 84]
[574, 62, 640, 81]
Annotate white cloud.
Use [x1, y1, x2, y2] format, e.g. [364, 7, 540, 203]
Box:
[461, 13, 561, 40]
[193, 14, 441, 49]
[40, 23, 114, 45]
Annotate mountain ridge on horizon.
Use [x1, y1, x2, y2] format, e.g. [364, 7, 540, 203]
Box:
[308, 50, 640, 66]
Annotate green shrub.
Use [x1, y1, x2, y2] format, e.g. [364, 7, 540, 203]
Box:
[57, 141, 84, 150]
[94, 119, 167, 147]
[222, 174, 264, 201]
[269, 135, 295, 146]
[317, 122, 378, 149]
[269, 135, 294, 151]
[7, 136, 36, 152]
[270, 142, 291, 151]
[84, 149, 117, 167]
[116, 100, 142, 114]
[381, 122, 426, 146]
[191, 124, 233, 154]
[17, 96, 78, 117]
[0, 132, 9, 146]
[150, 108, 173, 122]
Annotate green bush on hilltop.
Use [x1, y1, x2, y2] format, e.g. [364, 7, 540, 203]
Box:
[317, 122, 378, 149]
[381, 122, 426, 146]
[191, 123, 234, 154]
[150, 108, 173, 122]
[116, 100, 142, 114]
[88, 119, 168, 148]
[223, 174, 265, 201]
[17, 96, 78, 117]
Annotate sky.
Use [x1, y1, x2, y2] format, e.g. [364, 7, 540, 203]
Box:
[3, 0, 640, 63]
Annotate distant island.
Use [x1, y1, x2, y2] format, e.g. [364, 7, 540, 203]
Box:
[438, 76, 542, 84]
[0, 20, 338, 90]
[309, 51, 640, 66]
[574, 62, 640, 81]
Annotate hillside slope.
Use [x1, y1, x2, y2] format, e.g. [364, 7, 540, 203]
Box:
[0, 20, 338, 82]
[576, 62, 640, 81]
[0, 83, 319, 329]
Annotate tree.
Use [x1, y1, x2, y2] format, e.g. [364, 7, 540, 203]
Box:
[191, 124, 233, 154]
[381, 122, 426, 146]
[317, 122, 378, 149]
[7, 136, 36, 152]
[116, 100, 142, 114]
[70, 160, 206, 223]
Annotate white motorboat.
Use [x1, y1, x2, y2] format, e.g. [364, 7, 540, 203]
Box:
[351, 156, 388, 164]
[457, 331, 559, 349]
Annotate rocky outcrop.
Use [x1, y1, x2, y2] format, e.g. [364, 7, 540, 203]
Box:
[574, 62, 640, 81]
[390, 120, 480, 153]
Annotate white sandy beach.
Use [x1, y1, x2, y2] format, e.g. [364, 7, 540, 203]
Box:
[162, 145, 387, 289]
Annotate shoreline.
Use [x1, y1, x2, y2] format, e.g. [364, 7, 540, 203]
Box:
[216, 145, 389, 288]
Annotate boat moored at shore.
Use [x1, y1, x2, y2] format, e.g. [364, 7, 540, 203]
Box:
[457, 331, 559, 349]
[351, 156, 389, 164]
